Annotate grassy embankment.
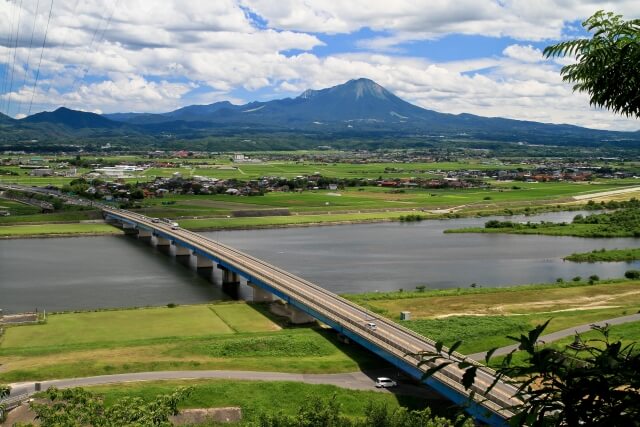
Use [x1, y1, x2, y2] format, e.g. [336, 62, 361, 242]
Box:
[85, 380, 432, 422]
[564, 248, 640, 262]
[0, 302, 381, 382]
[343, 279, 640, 354]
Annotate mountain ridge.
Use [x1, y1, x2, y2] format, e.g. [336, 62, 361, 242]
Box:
[3, 78, 639, 149]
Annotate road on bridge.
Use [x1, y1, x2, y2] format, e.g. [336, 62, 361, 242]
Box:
[103, 206, 521, 423]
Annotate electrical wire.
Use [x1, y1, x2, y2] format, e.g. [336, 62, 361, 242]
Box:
[65, 0, 119, 105]
[39, 0, 81, 100]
[1, 0, 19, 114]
[27, 0, 52, 115]
[6, 0, 25, 116]
[15, 0, 41, 117]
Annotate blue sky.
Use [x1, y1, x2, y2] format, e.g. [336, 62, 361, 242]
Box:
[0, 0, 638, 131]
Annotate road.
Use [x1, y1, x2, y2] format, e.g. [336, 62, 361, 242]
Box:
[103, 207, 520, 421]
[6, 369, 442, 400]
[467, 312, 640, 361]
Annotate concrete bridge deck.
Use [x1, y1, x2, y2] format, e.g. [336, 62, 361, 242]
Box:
[103, 206, 521, 425]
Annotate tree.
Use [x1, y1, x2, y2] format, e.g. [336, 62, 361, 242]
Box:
[256, 395, 473, 427]
[27, 386, 192, 427]
[543, 10, 640, 118]
[0, 385, 9, 399]
[420, 322, 640, 426]
[0, 384, 10, 422]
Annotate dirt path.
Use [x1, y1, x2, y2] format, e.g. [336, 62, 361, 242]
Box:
[572, 185, 640, 201]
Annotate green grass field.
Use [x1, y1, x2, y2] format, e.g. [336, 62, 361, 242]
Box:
[0, 223, 122, 237]
[0, 198, 41, 215]
[0, 305, 244, 348]
[0, 303, 381, 382]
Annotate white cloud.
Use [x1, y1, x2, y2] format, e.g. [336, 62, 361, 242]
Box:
[242, 0, 640, 41]
[502, 45, 543, 63]
[0, 0, 638, 131]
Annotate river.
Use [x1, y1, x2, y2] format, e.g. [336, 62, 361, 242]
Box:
[1, 211, 639, 313]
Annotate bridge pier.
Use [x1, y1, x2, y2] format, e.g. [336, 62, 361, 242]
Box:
[173, 244, 191, 265]
[270, 301, 315, 324]
[248, 282, 275, 302]
[122, 222, 138, 235]
[137, 229, 153, 243]
[155, 236, 171, 247]
[174, 244, 191, 257]
[218, 265, 240, 298]
[195, 254, 214, 270]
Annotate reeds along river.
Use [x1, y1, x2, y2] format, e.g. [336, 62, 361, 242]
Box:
[1, 211, 639, 313]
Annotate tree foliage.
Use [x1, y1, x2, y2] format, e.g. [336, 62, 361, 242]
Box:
[26, 386, 191, 427]
[420, 322, 640, 426]
[543, 10, 640, 118]
[255, 395, 473, 427]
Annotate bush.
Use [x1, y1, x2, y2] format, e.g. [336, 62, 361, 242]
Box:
[625, 270, 640, 279]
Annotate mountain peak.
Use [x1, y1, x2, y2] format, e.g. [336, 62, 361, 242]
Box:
[298, 78, 392, 103]
[337, 78, 391, 100]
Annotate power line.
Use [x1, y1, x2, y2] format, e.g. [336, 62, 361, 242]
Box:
[15, 0, 41, 117]
[27, 0, 52, 115]
[1, 0, 19, 114]
[39, 0, 81, 101]
[6, 0, 25, 116]
[64, 0, 119, 106]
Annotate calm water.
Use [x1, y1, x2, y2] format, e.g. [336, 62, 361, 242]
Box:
[1, 211, 639, 313]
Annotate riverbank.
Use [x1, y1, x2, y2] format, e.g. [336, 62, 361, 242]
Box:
[0, 201, 591, 239]
[2, 278, 639, 382]
[445, 202, 640, 238]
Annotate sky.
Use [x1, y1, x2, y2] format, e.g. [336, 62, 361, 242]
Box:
[0, 0, 638, 131]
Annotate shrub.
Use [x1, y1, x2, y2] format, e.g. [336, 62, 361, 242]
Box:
[625, 270, 640, 279]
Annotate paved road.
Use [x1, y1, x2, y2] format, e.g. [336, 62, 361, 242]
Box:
[6, 369, 442, 400]
[467, 313, 640, 361]
[104, 207, 520, 419]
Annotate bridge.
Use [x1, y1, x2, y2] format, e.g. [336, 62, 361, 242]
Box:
[101, 206, 521, 425]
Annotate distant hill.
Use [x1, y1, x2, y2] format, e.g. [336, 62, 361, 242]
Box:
[0, 112, 14, 124]
[23, 107, 125, 129]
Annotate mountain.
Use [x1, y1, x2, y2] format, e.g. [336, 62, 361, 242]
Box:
[106, 79, 444, 126]
[4, 78, 639, 150]
[23, 107, 124, 129]
[101, 78, 640, 145]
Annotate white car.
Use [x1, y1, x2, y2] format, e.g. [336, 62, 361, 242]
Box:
[366, 322, 377, 331]
[375, 377, 397, 388]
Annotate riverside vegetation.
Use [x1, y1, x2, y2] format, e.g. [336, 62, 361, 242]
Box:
[446, 198, 640, 238]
